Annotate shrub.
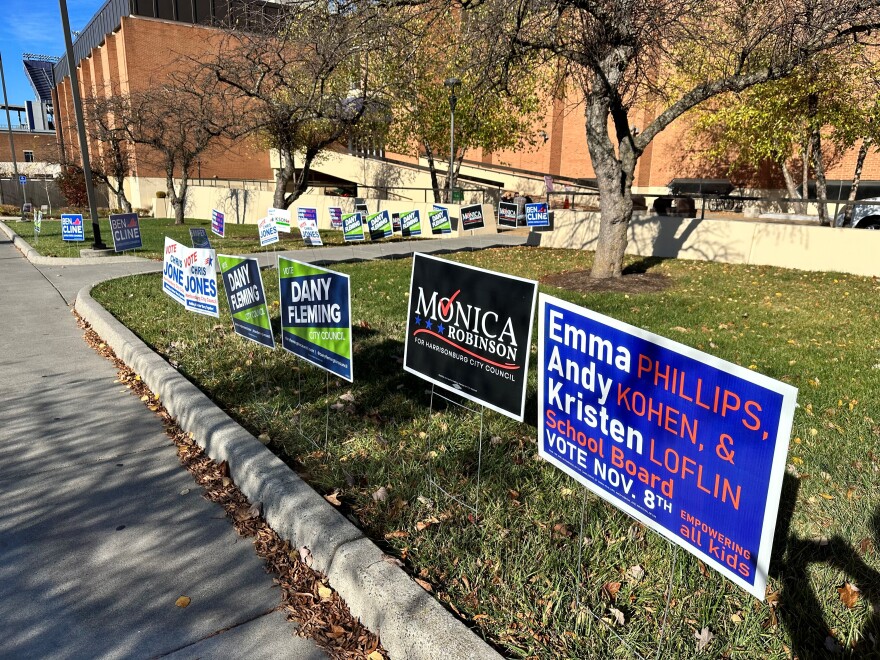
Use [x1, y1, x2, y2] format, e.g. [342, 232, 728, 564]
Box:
[56, 165, 88, 207]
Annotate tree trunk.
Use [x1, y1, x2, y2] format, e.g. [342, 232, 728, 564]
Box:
[844, 138, 871, 224]
[176, 174, 188, 225]
[780, 162, 801, 213]
[585, 93, 637, 279]
[800, 137, 811, 215]
[810, 128, 829, 225]
[273, 147, 294, 209]
[591, 170, 635, 279]
[114, 178, 132, 213]
[423, 141, 442, 203]
[167, 170, 187, 225]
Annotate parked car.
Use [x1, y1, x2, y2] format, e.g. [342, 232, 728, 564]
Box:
[834, 197, 880, 229]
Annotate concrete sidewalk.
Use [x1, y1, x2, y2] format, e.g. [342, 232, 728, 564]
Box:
[0, 233, 327, 658]
[0, 219, 525, 659]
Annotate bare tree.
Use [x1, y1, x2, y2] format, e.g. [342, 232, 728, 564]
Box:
[124, 72, 239, 224]
[474, 0, 880, 277]
[82, 93, 134, 213]
[203, 2, 388, 209]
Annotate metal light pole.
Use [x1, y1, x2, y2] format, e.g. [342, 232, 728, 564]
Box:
[444, 77, 460, 204]
[0, 52, 25, 213]
[59, 0, 106, 249]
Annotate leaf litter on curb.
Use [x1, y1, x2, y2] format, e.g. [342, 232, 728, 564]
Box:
[76, 313, 387, 660]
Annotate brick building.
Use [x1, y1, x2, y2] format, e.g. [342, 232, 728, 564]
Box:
[51, 0, 274, 209]
[48, 0, 879, 210]
[0, 131, 58, 168]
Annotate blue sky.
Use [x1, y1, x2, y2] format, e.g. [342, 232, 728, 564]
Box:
[0, 0, 105, 106]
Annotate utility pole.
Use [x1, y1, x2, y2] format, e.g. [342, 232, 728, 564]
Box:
[59, 0, 106, 248]
[0, 52, 25, 214]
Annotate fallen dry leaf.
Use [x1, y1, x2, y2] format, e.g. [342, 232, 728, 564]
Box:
[339, 391, 355, 403]
[695, 626, 714, 651]
[246, 502, 261, 519]
[257, 433, 271, 445]
[326, 624, 346, 639]
[609, 606, 625, 626]
[416, 516, 440, 531]
[299, 545, 313, 566]
[553, 522, 573, 538]
[368, 652, 383, 660]
[330, 402, 345, 411]
[414, 578, 433, 592]
[372, 486, 389, 502]
[318, 585, 333, 600]
[838, 582, 860, 609]
[384, 530, 408, 540]
[602, 581, 621, 601]
[175, 596, 191, 608]
[627, 565, 645, 582]
[324, 490, 342, 506]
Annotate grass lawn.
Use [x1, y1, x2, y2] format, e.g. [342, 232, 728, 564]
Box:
[10, 216, 355, 259]
[92, 247, 880, 658]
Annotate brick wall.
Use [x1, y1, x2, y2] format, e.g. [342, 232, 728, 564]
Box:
[54, 16, 271, 183]
[0, 132, 59, 164]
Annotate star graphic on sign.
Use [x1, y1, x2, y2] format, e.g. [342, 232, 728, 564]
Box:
[205, 256, 213, 266]
[437, 323, 445, 335]
[414, 314, 421, 325]
[425, 319, 433, 330]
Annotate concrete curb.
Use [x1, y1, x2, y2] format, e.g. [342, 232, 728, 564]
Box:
[74, 285, 502, 660]
[0, 219, 150, 265]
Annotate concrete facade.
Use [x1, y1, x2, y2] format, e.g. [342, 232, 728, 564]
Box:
[537, 210, 880, 278]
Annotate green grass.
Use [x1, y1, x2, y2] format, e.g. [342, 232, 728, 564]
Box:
[92, 248, 880, 658]
[11, 216, 357, 259]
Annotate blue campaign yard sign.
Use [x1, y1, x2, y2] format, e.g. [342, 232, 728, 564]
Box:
[211, 209, 225, 237]
[537, 294, 797, 600]
[526, 202, 549, 227]
[109, 213, 142, 252]
[61, 214, 85, 242]
[189, 227, 212, 250]
[329, 207, 343, 229]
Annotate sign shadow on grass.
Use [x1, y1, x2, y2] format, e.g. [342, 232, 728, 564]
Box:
[771, 473, 880, 656]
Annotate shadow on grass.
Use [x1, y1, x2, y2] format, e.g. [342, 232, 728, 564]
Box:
[622, 256, 668, 275]
[772, 475, 880, 657]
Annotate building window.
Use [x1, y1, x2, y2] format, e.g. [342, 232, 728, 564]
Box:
[24, 150, 34, 163]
